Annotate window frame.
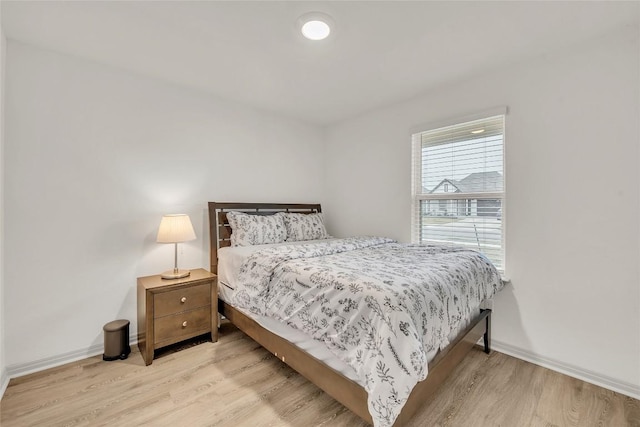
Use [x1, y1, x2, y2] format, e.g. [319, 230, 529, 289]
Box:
[411, 108, 507, 272]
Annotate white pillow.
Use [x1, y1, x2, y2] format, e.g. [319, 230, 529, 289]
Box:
[227, 211, 287, 247]
[280, 212, 329, 242]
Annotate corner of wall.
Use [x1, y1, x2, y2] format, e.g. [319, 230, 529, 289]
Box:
[5, 332, 137, 380]
[0, 368, 8, 400]
[492, 340, 640, 400]
[0, 4, 7, 401]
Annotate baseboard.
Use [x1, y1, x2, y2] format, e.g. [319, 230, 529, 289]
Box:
[0, 366, 9, 400]
[6, 334, 138, 380]
[3, 335, 639, 402]
[492, 339, 640, 400]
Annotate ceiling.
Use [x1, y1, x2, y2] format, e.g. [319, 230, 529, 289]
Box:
[2, 1, 638, 126]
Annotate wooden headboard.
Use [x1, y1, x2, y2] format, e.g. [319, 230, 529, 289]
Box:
[207, 202, 322, 274]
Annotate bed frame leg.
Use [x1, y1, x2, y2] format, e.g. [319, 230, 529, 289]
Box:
[483, 310, 491, 354]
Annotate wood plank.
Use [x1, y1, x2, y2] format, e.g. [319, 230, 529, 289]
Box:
[2, 321, 638, 427]
[220, 302, 491, 427]
[221, 301, 372, 423]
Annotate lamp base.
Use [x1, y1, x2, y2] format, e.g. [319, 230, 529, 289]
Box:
[160, 269, 191, 280]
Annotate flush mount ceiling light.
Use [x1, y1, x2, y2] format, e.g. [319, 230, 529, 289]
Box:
[471, 129, 485, 134]
[302, 20, 330, 40]
[297, 12, 334, 41]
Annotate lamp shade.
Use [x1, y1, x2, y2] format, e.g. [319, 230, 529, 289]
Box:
[156, 214, 196, 243]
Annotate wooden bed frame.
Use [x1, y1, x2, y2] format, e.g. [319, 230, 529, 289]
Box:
[208, 202, 491, 426]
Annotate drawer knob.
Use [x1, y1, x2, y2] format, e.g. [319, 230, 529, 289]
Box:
[182, 321, 188, 328]
[180, 297, 187, 303]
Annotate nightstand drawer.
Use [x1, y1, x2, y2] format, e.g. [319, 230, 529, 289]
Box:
[154, 283, 210, 318]
[153, 306, 211, 346]
[138, 269, 217, 365]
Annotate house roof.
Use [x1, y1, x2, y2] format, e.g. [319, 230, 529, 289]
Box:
[430, 171, 503, 193]
[457, 171, 503, 192]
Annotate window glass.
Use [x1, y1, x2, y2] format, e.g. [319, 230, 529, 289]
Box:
[411, 115, 505, 270]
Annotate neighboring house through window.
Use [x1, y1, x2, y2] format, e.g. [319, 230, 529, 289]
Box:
[411, 112, 505, 271]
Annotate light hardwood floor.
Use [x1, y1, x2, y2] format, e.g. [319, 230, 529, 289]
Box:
[2, 321, 639, 427]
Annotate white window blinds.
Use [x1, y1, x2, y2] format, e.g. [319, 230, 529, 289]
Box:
[411, 114, 505, 271]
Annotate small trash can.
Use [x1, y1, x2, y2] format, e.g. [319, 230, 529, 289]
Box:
[103, 319, 131, 361]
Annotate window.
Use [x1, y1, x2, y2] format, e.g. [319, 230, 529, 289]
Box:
[411, 114, 505, 270]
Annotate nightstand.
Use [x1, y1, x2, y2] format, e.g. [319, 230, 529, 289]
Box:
[137, 268, 217, 366]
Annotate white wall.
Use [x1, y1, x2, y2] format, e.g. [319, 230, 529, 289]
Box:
[0, 5, 7, 399]
[3, 18, 638, 403]
[4, 41, 325, 372]
[325, 26, 640, 397]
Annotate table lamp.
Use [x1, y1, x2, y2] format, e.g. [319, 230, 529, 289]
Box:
[156, 214, 196, 279]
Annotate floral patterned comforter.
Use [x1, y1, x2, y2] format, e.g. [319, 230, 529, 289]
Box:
[231, 236, 503, 427]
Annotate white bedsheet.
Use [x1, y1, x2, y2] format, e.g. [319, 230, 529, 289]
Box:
[218, 239, 361, 384]
[219, 292, 362, 383]
[218, 239, 338, 291]
[217, 238, 499, 427]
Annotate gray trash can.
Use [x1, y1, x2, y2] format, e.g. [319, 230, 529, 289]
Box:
[103, 319, 131, 361]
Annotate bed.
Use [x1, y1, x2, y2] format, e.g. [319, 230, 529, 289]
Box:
[208, 202, 503, 427]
